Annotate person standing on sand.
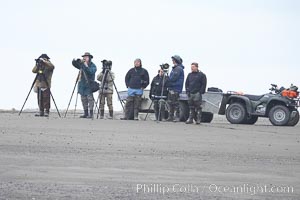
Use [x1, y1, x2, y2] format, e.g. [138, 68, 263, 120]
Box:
[32, 54, 54, 117]
[149, 68, 169, 121]
[166, 55, 185, 122]
[72, 52, 97, 119]
[185, 62, 207, 124]
[97, 60, 115, 119]
[121, 58, 149, 120]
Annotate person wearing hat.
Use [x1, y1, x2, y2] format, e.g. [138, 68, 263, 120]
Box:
[72, 52, 97, 118]
[97, 60, 115, 119]
[185, 62, 207, 124]
[149, 68, 169, 121]
[32, 54, 55, 117]
[166, 55, 185, 122]
[121, 58, 149, 120]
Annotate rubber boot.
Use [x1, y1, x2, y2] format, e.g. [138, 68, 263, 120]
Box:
[35, 110, 44, 117]
[133, 96, 141, 120]
[173, 108, 180, 122]
[196, 108, 202, 124]
[161, 109, 166, 122]
[186, 109, 195, 124]
[100, 110, 104, 119]
[154, 112, 158, 121]
[159, 101, 166, 122]
[87, 110, 94, 119]
[44, 109, 50, 117]
[108, 110, 113, 119]
[133, 109, 139, 120]
[166, 106, 174, 122]
[120, 108, 128, 120]
[80, 109, 88, 118]
[121, 96, 133, 120]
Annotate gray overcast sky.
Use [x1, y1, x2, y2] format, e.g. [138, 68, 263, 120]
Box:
[0, 0, 299, 111]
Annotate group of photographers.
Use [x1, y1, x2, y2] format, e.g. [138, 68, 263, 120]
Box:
[148, 55, 207, 124]
[32, 52, 207, 124]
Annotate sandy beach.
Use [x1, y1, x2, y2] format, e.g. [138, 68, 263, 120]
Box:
[0, 112, 299, 199]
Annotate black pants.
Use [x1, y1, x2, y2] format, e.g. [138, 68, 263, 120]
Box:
[167, 90, 180, 117]
[37, 88, 50, 112]
[153, 99, 166, 120]
[188, 92, 202, 109]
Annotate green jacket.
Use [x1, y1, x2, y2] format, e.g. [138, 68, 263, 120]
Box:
[72, 60, 97, 96]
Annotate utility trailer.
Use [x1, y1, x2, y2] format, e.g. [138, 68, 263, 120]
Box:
[118, 89, 223, 122]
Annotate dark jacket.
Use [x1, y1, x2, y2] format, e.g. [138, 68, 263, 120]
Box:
[168, 64, 184, 93]
[149, 74, 169, 99]
[125, 67, 149, 89]
[72, 60, 97, 96]
[185, 71, 207, 94]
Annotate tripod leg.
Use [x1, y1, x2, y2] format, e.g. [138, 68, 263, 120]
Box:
[64, 73, 79, 118]
[94, 92, 99, 114]
[144, 100, 154, 121]
[108, 71, 125, 112]
[19, 74, 38, 115]
[97, 92, 104, 119]
[158, 100, 162, 122]
[74, 92, 79, 118]
[49, 90, 61, 117]
[92, 96, 100, 114]
[97, 70, 109, 119]
[158, 99, 166, 122]
[38, 87, 42, 114]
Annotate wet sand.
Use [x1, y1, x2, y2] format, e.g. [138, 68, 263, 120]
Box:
[0, 112, 299, 199]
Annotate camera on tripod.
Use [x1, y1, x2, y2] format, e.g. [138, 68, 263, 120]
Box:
[75, 58, 84, 63]
[101, 59, 112, 70]
[160, 63, 169, 73]
[35, 58, 45, 65]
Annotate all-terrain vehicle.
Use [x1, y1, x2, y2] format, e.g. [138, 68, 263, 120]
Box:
[219, 84, 300, 126]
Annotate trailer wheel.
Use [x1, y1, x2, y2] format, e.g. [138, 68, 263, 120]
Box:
[201, 112, 214, 123]
[269, 105, 290, 126]
[287, 109, 299, 126]
[226, 102, 247, 124]
[179, 101, 189, 122]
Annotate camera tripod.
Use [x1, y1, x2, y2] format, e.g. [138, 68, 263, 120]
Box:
[144, 72, 168, 121]
[64, 67, 100, 118]
[94, 68, 124, 119]
[19, 63, 61, 117]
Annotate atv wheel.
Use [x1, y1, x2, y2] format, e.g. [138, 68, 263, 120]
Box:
[287, 110, 299, 126]
[226, 103, 247, 124]
[269, 105, 290, 126]
[244, 115, 258, 125]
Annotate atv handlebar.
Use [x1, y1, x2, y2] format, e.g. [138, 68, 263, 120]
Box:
[269, 84, 281, 94]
